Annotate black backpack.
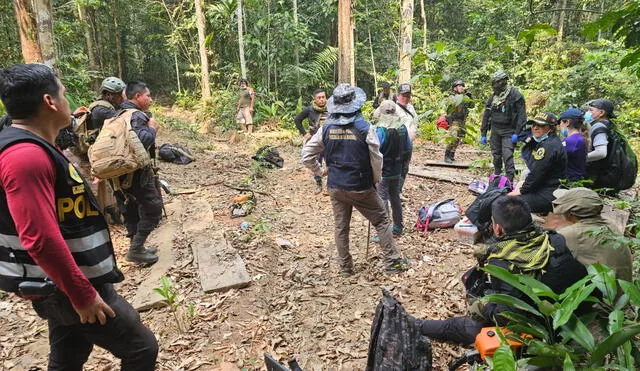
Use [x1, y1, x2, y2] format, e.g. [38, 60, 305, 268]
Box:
[252, 146, 284, 168]
[158, 143, 195, 164]
[588, 121, 638, 191]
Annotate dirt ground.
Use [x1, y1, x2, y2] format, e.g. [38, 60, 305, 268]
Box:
[1, 118, 495, 370]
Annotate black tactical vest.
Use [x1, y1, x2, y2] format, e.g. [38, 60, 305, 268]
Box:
[0, 127, 123, 292]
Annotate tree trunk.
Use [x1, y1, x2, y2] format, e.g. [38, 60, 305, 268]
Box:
[32, 0, 55, 66]
[112, 0, 124, 78]
[419, 0, 430, 71]
[557, 0, 568, 41]
[337, 0, 354, 85]
[237, 0, 247, 79]
[398, 0, 414, 83]
[77, 2, 100, 91]
[293, 0, 301, 96]
[13, 0, 43, 63]
[194, 0, 211, 99]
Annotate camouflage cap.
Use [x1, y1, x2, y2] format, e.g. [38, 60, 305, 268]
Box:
[491, 71, 508, 82]
[552, 187, 603, 218]
[327, 83, 366, 114]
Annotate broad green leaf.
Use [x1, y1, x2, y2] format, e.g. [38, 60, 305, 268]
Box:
[553, 283, 596, 329]
[499, 311, 549, 340]
[558, 274, 594, 301]
[589, 324, 640, 365]
[563, 353, 576, 371]
[608, 309, 625, 333]
[482, 294, 542, 317]
[588, 264, 618, 305]
[561, 315, 595, 352]
[481, 265, 543, 304]
[491, 344, 516, 371]
[619, 280, 640, 307]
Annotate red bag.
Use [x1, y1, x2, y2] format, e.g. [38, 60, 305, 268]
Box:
[436, 114, 449, 130]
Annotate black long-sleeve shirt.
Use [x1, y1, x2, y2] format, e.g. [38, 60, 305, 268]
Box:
[481, 88, 526, 136]
[294, 105, 328, 135]
[120, 100, 156, 158]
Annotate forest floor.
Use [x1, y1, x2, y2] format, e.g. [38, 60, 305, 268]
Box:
[1, 109, 503, 371]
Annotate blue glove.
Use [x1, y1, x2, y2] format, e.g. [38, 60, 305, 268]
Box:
[511, 134, 518, 144]
[480, 136, 487, 146]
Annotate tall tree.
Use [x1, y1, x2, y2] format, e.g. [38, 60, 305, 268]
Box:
[13, 0, 43, 63]
[77, 1, 100, 90]
[112, 0, 124, 78]
[34, 0, 55, 65]
[237, 0, 247, 79]
[398, 0, 413, 83]
[337, 0, 354, 84]
[557, 0, 568, 41]
[194, 0, 211, 98]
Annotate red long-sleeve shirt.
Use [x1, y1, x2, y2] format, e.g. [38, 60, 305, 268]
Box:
[0, 142, 96, 309]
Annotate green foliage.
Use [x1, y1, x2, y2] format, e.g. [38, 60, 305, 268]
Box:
[481, 264, 640, 369]
[249, 216, 272, 233]
[195, 90, 237, 130]
[153, 276, 178, 310]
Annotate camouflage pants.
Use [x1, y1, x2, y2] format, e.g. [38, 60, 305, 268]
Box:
[445, 120, 466, 154]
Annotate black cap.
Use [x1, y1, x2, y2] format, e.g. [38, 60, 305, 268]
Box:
[589, 99, 616, 118]
[526, 112, 558, 126]
[381, 81, 391, 89]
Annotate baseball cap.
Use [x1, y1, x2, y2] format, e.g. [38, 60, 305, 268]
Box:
[398, 83, 412, 95]
[559, 108, 583, 121]
[526, 112, 558, 126]
[552, 187, 603, 217]
[589, 99, 617, 118]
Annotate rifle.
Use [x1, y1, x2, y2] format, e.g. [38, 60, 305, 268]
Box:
[152, 157, 167, 218]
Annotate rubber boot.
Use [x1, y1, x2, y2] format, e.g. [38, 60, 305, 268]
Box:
[444, 150, 453, 164]
[127, 233, 158, 265]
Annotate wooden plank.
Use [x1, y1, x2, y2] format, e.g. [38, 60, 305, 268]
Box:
[424, 160, 471, 169]
[408, 165, 475, 185]
[193, 236, 251, 293]
[131, 199, 181, 311]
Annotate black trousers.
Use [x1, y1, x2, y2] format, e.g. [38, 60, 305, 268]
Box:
[115, 168, 163, 237]
[32, 284, 158, 371]
[490, 131, 515, 178]
[419, 316, 484, 347]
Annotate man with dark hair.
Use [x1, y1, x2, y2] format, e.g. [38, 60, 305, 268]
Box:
[0, 63, 157, 369]
[236, 78, 255, 133]
[116, 80, 162, 265]
[412, 196, 587, 346]
[301, 83, 409, 275]
[443, 79, 473, 163]
[480, 71, 527, 182]
[295, 88, 329, 194]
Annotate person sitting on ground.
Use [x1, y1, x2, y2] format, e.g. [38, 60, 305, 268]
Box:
[301, 83, 409, 275]
[585, 99, 618, 188]
[374, 100, 412, 237]
[552, 187, 632, 282]
[413, 196, 587, 346]
[558, 108, 588, 183]
[294, 88, 329, 194]
[372, 81, 394, 109]
[508, 112, 567, 214]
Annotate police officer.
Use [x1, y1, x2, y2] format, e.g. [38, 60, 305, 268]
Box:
[89, 77, 126, 131]
[301, 83, 409, 275]
[444, 79, 473, 163]
[117, 81, 162, 265]
[0, 63, 157, 370]
[509, 112, 567, 214]
[480, 71, 527, 182]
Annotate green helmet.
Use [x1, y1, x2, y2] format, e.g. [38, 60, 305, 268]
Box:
[100, 77, 126, 93]
[491, 71, 508, 82]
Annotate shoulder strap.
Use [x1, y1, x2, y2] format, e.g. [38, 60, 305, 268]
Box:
[88, 100, 114, 111]
[591, 121, 611, 139]
[422, 199, 455, 236]
[396, 104, 414, 118]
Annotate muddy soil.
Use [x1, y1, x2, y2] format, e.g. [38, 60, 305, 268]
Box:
[1, 118, 493, 371]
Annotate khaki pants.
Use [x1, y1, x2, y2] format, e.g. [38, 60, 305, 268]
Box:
[236, 106, 253, 132]
[329, 187, 401, 269]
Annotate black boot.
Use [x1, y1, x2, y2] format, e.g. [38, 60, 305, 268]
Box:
[444, 150, 453, 164]
[127, 233, 158, 265]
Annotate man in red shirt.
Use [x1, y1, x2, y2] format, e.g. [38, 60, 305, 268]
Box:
[0, 64, 157, 369]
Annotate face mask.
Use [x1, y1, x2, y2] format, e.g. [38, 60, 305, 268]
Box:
[584, 111, 594, 124]
[533, 133, 549, 143]
[561, 128, 569, 137]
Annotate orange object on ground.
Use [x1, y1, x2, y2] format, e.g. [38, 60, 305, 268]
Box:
[475, 327, 525, 361]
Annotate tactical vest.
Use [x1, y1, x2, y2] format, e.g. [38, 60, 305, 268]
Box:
[0, 127, 124, 293]
[323, 119, 373, 191]
[380, 125, 408, 178]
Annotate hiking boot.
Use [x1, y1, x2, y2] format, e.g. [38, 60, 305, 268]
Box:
[386, 258, 410, 274]
[126, 233, 158, 265]
[340, 267, 355, 276]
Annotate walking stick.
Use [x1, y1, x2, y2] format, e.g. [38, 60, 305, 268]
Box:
[366, 221, 371, 260]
